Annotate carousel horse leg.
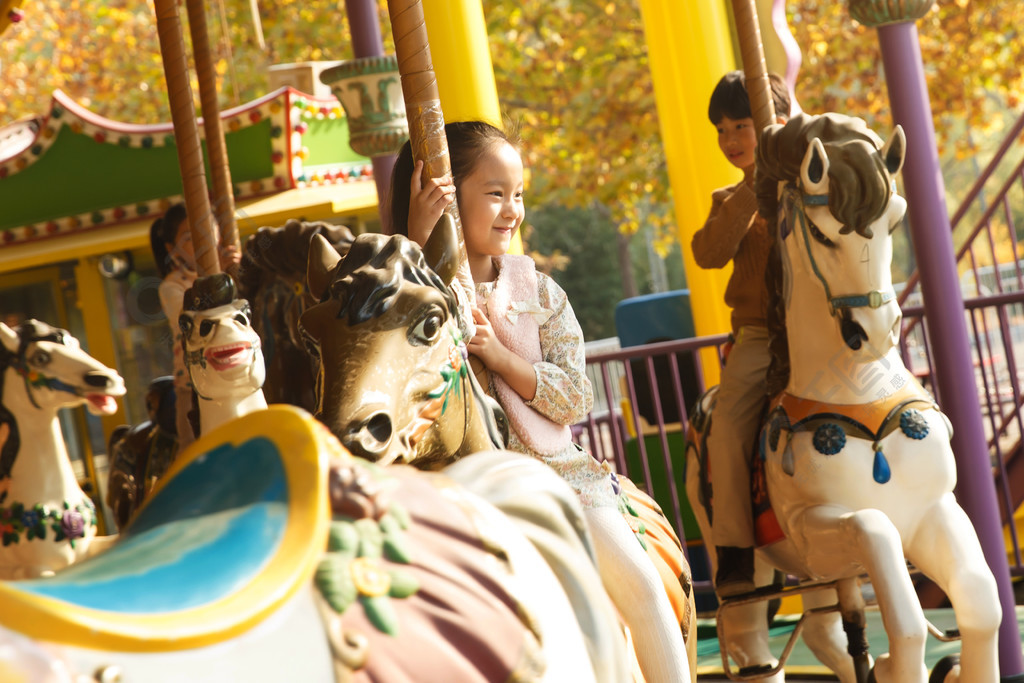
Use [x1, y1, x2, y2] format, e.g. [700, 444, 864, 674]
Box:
[904, 495, 1000, 683]
[800, 584, 864, 683]
[793, 506, 928, 683]
[717, 559, 783, 681]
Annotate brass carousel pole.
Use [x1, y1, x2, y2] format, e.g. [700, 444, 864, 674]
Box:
[386, 0, 474, 299]
[184, 0, 240, 260]
[152, 0, 220, 276]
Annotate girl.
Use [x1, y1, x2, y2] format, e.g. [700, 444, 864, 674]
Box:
[392, 121, 689, 683]
[149, 203, 239, 449]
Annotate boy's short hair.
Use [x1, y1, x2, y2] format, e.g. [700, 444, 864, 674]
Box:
[708, 70, 791, 124]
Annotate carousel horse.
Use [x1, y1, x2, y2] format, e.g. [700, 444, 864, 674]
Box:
[0, 319, 125, 579]
[0, 278, 630, 681]
[237, 219, 355, 412]
[106, 376, 177, 530]
[687, 113, 999, 683]
[300, 220, 698, 676]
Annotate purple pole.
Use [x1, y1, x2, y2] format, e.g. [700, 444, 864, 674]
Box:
[344, 0, 396, 234]
[878, 23, 1023, 677]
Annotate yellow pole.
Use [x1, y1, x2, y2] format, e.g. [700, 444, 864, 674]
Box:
[420, 0, 522, 254]
[638, 0, 739, 382]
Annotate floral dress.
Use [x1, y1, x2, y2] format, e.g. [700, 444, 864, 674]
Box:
[476, 271, 618, 509]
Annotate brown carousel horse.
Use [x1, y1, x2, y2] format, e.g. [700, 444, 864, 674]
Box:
[106, 220, 355, 528]
[237, 219, 355, 412]
[300, 219, 697, 674]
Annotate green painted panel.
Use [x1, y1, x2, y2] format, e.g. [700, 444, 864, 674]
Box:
[0, 119, 275, 233]
[303, 117, 366, 167]
[223, 119, 274, 183]
[0, 128, 182, 231]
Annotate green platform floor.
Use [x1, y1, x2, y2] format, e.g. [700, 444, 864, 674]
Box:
[695, 606, 1024, 681]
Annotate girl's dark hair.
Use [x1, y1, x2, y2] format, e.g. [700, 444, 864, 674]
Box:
[149, 202, 188, 278]
[708, 70, 791, 125]
[390, 120, 521, 237]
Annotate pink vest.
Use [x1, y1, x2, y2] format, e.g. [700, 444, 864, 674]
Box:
[483, 256, 573, 455]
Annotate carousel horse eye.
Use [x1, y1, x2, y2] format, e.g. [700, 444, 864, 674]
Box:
[31, 350, 51, 366]
[808, 219, 836, 248]
[199, 320, 216, 337]
[410, 310, 444, 345]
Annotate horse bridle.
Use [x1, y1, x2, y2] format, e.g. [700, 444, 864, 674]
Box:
[785, 183, 896, 318]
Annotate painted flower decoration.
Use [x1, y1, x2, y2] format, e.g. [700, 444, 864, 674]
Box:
[428, 327, 470, 415]
[813, 423, 846, 456]
[328, 462, 389, 521]
[899, 409, 929, 440]
[350, 557, 392, 597]
[60, 509, 86, 540]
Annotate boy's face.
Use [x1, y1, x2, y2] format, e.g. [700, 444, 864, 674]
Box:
[716, 115, 758, 170]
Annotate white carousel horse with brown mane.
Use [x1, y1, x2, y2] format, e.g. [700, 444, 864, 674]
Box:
[687, 113, 1000, 683]
[0, 319, 125, 580]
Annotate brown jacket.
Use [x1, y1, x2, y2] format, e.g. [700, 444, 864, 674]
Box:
[691, 181, 772, 332]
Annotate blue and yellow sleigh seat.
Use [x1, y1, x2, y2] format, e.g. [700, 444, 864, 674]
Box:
[0, 405, 331, 652]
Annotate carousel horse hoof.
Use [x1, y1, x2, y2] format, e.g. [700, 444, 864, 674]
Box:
[714, 545, 756, 598]
[928, 654, 959, 683]
[738, 662, 775, 677]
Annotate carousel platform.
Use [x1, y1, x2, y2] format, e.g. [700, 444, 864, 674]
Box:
[694, 606, 1024, 681]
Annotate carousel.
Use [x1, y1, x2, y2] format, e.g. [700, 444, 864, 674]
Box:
[0, 0, 1020, 681]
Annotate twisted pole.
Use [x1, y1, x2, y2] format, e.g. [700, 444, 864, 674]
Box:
[152, 0, 220, 276]
[387, 0, 474, 298]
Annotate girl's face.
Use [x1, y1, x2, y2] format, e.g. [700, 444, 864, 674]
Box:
[166, 221, 195, 269]
[458, 140, 525, 259]
[716, 115, 758, 170]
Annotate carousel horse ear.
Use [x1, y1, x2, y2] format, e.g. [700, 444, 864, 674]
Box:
[423, 212, 460, 286]
[0, 322, 17, 351]
[800, 137, 830, 196]
[307, 233, 343, 301]
[882, 125, 906, 177]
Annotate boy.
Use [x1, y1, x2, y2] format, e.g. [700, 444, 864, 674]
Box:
[691, 70, 791, 597]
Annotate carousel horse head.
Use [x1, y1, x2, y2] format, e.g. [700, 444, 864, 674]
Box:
[300, 216, 506, 468]
[756, 112, 906, 359]
[179, 273, 265, 404]
[0, 319, 125, 420]
[237, 220, 354, 411]
[0, 320, 123, 578]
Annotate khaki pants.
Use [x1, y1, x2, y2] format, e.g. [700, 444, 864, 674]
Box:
[707, 325, 771, 548]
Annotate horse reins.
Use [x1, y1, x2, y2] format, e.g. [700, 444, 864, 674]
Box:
[786, 184, 896, 318]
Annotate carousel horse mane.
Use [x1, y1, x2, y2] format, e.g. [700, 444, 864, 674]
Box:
[237, 219, 354, 411]
[316, 231, 457, 325]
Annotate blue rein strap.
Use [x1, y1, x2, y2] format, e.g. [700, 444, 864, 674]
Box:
[791, 186, 896, 316]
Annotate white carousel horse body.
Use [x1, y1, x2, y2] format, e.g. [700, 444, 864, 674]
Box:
[689, 114, 1000, 683]
[0, 320, 125, 580]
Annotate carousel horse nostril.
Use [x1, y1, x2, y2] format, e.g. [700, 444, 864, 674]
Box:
[343, 412, 393, 457]
[365, 412, 393, 444]
[84, 372, 113, 388]
[841, 318, 867, 350]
